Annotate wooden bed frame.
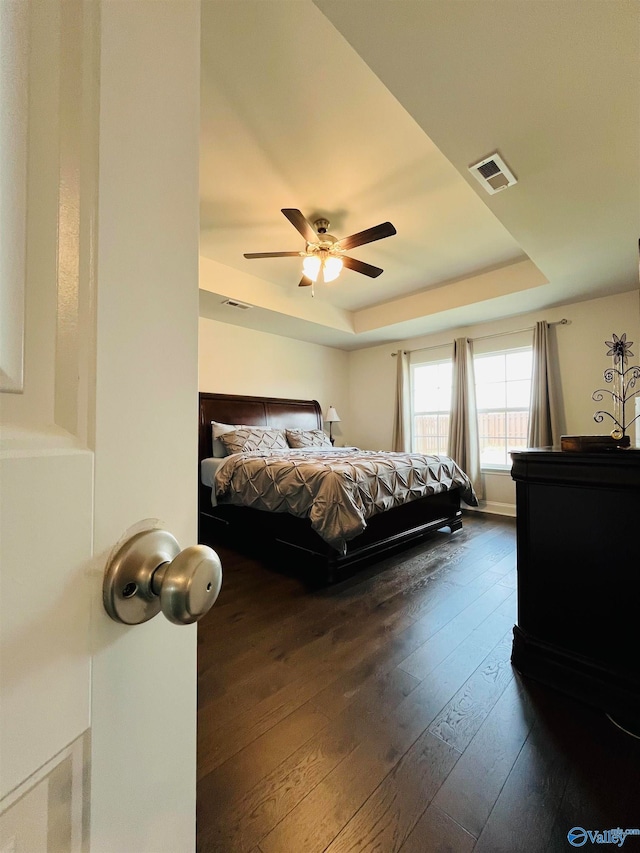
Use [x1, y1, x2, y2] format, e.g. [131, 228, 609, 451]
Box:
[198, 391, 463, 582]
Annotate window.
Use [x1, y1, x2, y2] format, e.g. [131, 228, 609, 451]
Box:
[411, 360, 452, 455]
[474, 348, 533, 467]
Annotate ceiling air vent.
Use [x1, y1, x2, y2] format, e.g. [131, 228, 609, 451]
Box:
[221, 299, 252, 310]
[469, 152, 517, 195]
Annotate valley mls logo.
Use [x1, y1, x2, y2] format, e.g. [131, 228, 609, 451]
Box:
[568, 827, 640, 847]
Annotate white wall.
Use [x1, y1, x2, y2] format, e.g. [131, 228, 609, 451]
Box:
[199, 317, 351, 444]
[348, 289, 640, 512]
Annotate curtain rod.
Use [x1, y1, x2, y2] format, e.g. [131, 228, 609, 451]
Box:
[391, 318, 569, 356]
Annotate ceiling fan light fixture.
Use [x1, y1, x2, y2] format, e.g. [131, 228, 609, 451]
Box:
[243, 209, 396, 291]
[302, 254, 321, 282]
[323, 256, 343, 283]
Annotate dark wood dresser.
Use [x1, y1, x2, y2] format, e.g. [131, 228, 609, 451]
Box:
[510, 447, 640, 729]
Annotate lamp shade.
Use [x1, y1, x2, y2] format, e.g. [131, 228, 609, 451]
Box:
[323, 256, 343, 283]
[302, 255, 321, 282]
[325, 406, 341, 423]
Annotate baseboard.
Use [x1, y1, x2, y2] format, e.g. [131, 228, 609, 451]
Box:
[465, 500, 516, 518]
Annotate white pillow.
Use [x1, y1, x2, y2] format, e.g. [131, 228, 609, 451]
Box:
[210, 421, 235, 457]
[212, 420, 235, 439]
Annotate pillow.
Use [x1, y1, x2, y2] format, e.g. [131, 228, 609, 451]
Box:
[220, 426, 288, 454]
[211, 421, 236, 457]
[210, 420, 278, 457]
[212, 420, 236, 439]
[286, 428, 332, 449]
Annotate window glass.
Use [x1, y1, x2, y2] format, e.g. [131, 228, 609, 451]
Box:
[476, 381, 507, 410]
[506, 350, 533, 381]
[506, 379, 531, 408]
[409, 345, 533, 467]
[411, 360, 452, 455]
[475, 347, 532, 468]
[474, 354, 505, 384]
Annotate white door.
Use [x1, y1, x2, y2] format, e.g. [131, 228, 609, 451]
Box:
[1, 3, 204, 851]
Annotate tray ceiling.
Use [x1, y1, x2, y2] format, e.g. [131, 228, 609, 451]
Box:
[200, 1, 639, 349]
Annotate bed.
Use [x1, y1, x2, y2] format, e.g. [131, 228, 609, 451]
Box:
[198, 392, 475, 582]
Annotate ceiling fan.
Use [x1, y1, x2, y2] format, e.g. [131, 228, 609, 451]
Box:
[243, 208, 397, 289]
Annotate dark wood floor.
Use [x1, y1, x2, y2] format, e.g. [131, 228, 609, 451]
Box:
[196, 514, 640, 853]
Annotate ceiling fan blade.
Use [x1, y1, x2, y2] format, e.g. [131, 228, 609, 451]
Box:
[281, 209, 318, 243]
[336, 221, 397, 251]
[342, 256, 384, 278]
[298, 275, 313, 287]
[243, 251, 300, 259]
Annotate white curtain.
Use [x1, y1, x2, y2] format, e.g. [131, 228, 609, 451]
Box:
[528, 320, 558, 447]
[448, 337, 483, 499]
[392, 349, 411, 452]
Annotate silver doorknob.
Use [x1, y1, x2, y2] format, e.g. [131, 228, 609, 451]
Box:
[103, 529, 222, 625]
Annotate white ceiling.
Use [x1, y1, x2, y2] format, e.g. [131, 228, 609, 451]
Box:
[199, 0, 639, 350]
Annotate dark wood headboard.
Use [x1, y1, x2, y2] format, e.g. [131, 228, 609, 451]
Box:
[198, 392, 323, 464]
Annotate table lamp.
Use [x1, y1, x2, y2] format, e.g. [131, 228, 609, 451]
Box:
[325, 406, 341, 445]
